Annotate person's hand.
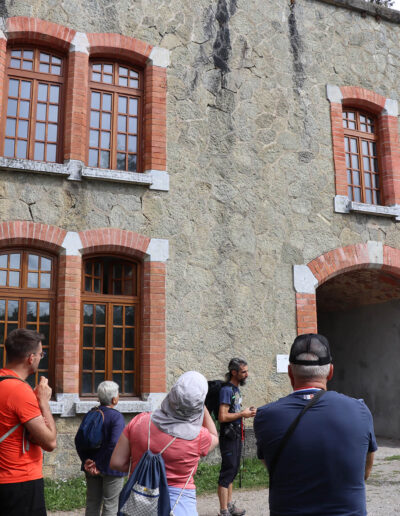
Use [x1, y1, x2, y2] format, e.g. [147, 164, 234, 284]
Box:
[84, 459, 100, 475]
[242, 407, 257, 418]
[34, 376, 52, 403]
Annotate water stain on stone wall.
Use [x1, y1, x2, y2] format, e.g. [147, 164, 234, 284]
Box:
[212, 0, 237, 73]
[288, 1, 305, 94]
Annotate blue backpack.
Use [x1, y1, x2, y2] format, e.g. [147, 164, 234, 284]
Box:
[75, 407, 105, 451]
[118, 414, 174, 516]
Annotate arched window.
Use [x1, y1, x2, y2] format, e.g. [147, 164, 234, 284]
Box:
[343, 109, 380, 205]
[0, 250, 56, 388]
[81, 256, 140, 396]
[88, 61, 142, 172]
[2, 48, 64, 162]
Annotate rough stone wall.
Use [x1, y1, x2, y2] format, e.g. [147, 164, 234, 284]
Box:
[1, 0, 400, 478]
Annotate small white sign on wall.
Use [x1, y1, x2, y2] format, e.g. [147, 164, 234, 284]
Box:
[277, 354, 289, 373]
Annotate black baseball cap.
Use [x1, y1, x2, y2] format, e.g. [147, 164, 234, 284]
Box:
[289, 333, 332, 366]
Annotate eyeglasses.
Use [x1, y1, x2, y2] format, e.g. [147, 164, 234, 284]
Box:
[31, 351, 46, 359]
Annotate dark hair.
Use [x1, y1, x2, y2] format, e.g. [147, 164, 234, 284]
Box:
[5, 328, 45, 362]
[225, 357, 248, 381]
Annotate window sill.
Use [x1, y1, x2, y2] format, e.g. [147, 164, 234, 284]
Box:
[334, 195, 400, 221]
[50, 392, 166, 417]
[0, 157, 169, 191]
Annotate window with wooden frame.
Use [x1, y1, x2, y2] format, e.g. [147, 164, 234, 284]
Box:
[2, 48, 64, 163]
[343, 109, 380, 205]
[81, 256, 140, 397]
[0, 250, 56, 389]
[88, 61, 142, 172]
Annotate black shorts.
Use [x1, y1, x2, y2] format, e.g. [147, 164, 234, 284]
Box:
[218, 435, 242, 488]
[0, 478, 46, 516]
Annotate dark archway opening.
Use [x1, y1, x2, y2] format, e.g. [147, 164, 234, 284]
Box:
[317, 268, 400, 438]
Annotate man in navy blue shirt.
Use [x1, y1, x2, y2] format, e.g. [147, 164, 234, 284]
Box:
[218, 358, 256, 516]
[254, 334, 377, 516]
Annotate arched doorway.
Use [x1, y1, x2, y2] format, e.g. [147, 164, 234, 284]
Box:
[294, 242, 400, 438]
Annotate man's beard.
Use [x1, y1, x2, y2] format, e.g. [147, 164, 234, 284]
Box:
[239, 378, 247, 386]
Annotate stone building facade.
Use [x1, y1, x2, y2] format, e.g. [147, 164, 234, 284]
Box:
[0, 0, 399, 477]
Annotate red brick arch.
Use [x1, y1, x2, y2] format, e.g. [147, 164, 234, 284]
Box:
[6, 17, 76, 50]
[296, 243, 400, 335]
[0, 221, 67, 252]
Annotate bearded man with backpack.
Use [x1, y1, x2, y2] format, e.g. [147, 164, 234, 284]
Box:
[217, 358, 256, 516]
[75, 381, 126, 516]
[0, 328, 57, 516]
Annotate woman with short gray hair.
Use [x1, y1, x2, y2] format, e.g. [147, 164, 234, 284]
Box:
[75, 381, 126, 516]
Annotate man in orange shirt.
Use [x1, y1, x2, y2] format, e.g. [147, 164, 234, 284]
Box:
[0, 328, 57, 516]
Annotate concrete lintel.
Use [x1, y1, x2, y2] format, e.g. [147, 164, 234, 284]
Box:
[326, 84, 343, 104]
[0, 29, 6, 40]
[293, 265, 318, 294]
[146, 392, 167, 410]
[54, 393, 80, 417]
[148, 47, 170, 68]
[61, 231, 83, 256]
[147, 169, 170, 191]
[70, 32, 90, 54]
[75, 399, 152, 414]
[383, 98, 399, 117]
[367, 241, 384, 266]
[145, 238, 169, 262]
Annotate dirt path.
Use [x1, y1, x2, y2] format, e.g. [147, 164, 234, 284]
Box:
[48, 437, 400, 515]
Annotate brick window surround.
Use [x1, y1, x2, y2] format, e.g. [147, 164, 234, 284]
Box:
[0, 221, 167, 414]
[327, 85, 400, 220]
[0, 17, 169, 191]
[293, 242, 400, 335]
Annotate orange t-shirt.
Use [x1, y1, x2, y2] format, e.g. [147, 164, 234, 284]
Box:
[0, 369, 43, 483]
[124, 412, 212, 489]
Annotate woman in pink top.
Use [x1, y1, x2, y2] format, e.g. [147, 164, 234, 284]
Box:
[111, 371, 218, 515]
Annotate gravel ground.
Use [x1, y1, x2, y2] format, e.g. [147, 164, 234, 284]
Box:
[48, 438, 400, 515]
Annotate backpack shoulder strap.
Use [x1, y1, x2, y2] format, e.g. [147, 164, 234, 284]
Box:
[0, 375, 31, 454]
[0, 375, 28, 384]
[269, 390, 326, 481]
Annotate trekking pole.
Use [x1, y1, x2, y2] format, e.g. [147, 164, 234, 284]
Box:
[239, 421, 245, 488]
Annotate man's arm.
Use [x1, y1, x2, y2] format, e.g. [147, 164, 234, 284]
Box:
[218, 403, 256, 423]
[202, 406, 219, 452]
[25, 376, 56, 452]
[365, 452, 375, 480]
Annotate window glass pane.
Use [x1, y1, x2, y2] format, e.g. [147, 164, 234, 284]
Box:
[9, 254, 19, 269]
[354, 188, 361, 202]
[90, 111, 100, 128]
[117, 135, 126, 151]
[113, 327, 123, 347]
[361, 141, 368, 155]
[128, 155, 137, 172]
[8, 79, 19, 95]
[103, 75, 112, 84]
[28, 272, 38, 288]
[37, 103, 46, 121]
[125, 306, 135, 326]
[82, 373, 92, 394]
[113, 373, 122, 391]
[20, 81, 31, 99]
[124, 374, 134, 393]
[39, 302, 50, 322]
[366, 190, 372, 204]
[41, 257, 52, 272]
[118, 96, 127, 113]
[83, 350, 92, 370]
[49, 86, 59, 103]
[8, 300, 19, 321]
[100, 151, 109, 168]
[0, 255, 6, 268]
[39, 63, 50, 73]
[16, 140, 27, 158]
[36, 122, 46, 140]
[40, 273, 51, 289]
[365, 173, 371, 188]
[353, 171, 360, 186]
[125, 350, 134, 369]
[103, 94, 112, 111]
[10, 58, 20, 68]
[95, 305, 106, 325]
[89, 149, 98, 167]
[7, 99, 17, 116]
[38, 84, 48, 101]
[90, 130, 99, 147]
[51, 65, 61, 75]
[351, 155, 359, 170]
[118, 116, 126, 132]
[91, 91, 100, 109]
[83, 304, 93, 324]
[113, 306, 123, 326]
[8, 270, 19, 287]
[113, 350, 122, 370]
[41, 53, 50, 63]
[83, 326, 93, 346]
[373, 159, 379, 172]
[29, 254, 39, 269]
[19, 100, 30, 118]
[363, 157, 370, 171]
[47, 144, 57, 162]
[94, 279, 101, 293]
[117, 154, 125, 171]
[101, 132, 110, 149]
[348, 186, 353, 200]
[128, 118, 137, 134]
[95, 350, 105, 370]
[104, 64, 113, 74]
[22, 60, 33, 71]
[5, 119, 16, 137]
[94, 326, 105, 348]
[94, 263, 101, 276]
[101, 113, 111, 130]
[95, 373, 104, 391]
[92, 72, 101, 82]
[34, 143, 44, 161]
[0, 271, 6, 286]
[113, 280, 122, 294]
[125, 327, 134, 346]
[18, 120, 28, 138]
[48, 105, 58, 123]
[119, 77, 128, 87]
[350, 138, 358, 153]
[128, 136, 137, 153]
[26, 301, 37, 322]
[129, 99, 138, 115]
[85, 277, 92, 292]
[4, 139, 15, 157]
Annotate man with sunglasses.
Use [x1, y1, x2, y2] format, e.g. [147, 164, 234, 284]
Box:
[0, 328, 57, 516]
